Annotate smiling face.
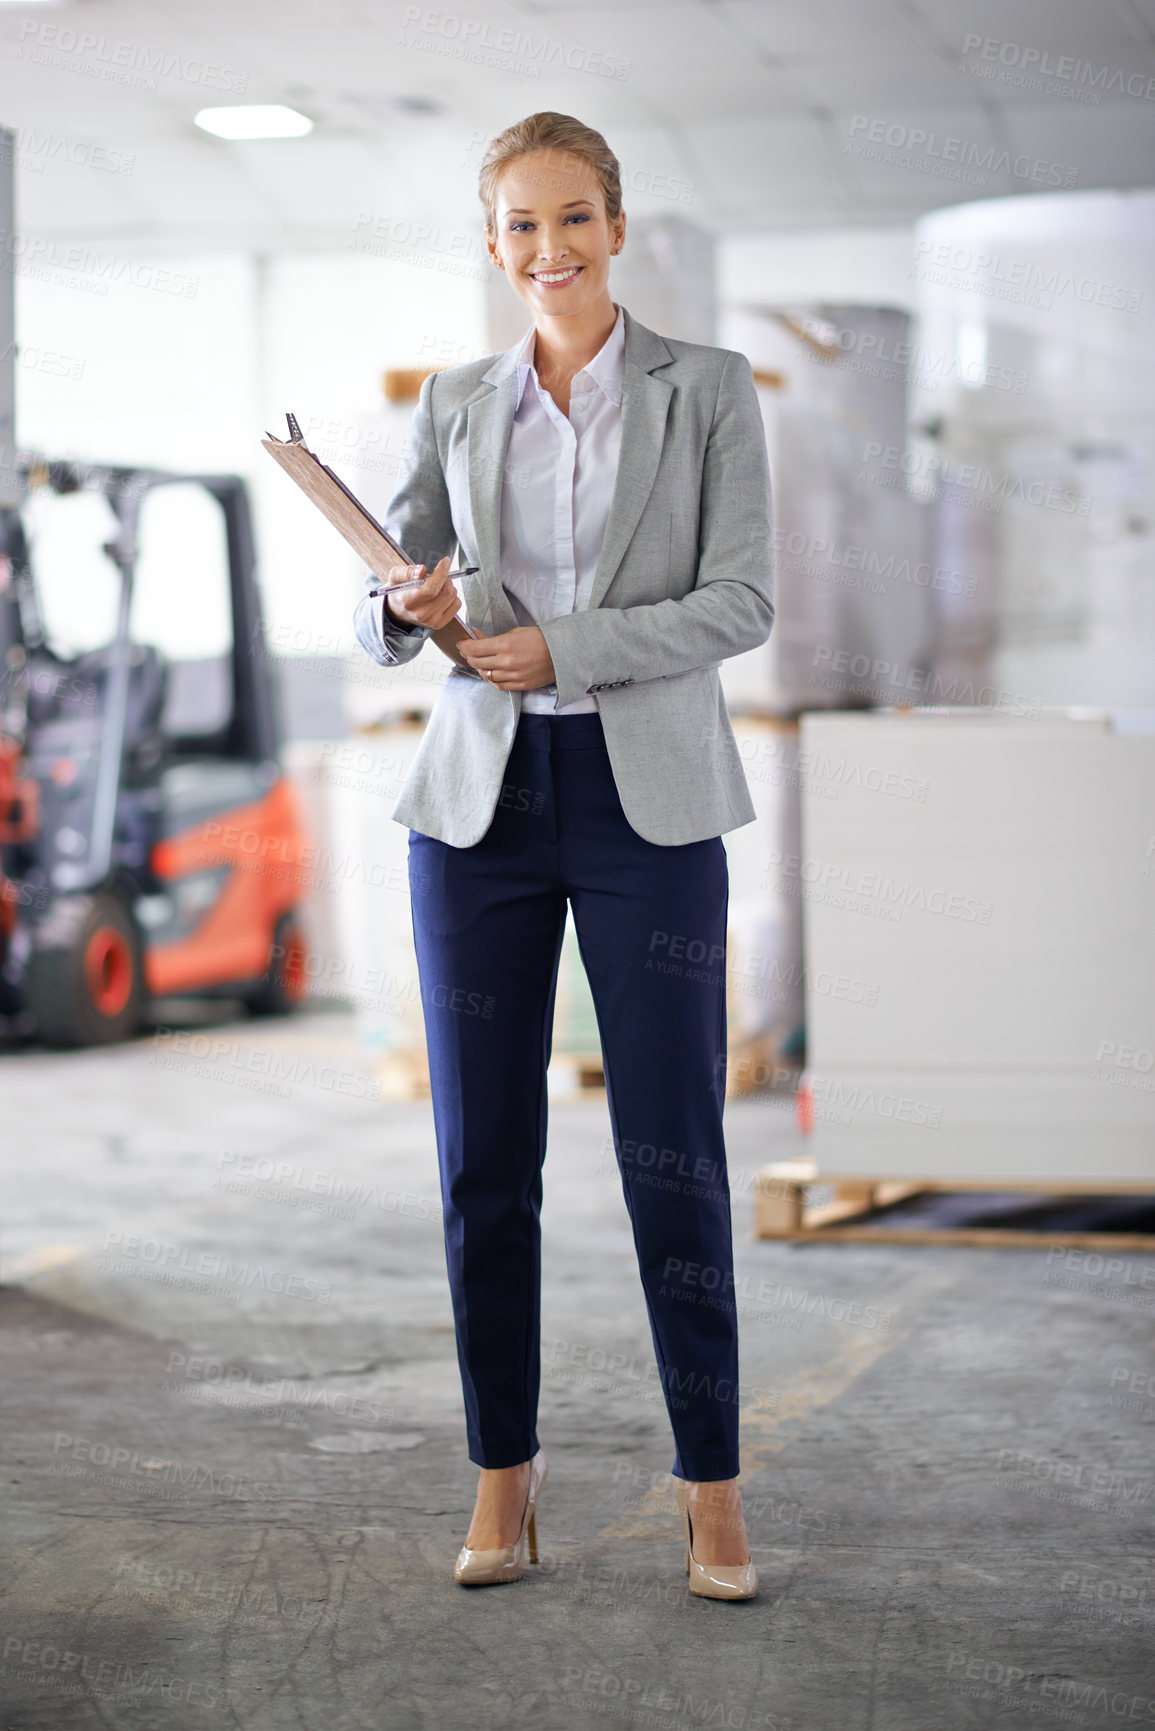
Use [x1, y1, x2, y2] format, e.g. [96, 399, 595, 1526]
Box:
[485, 147, 625, 320]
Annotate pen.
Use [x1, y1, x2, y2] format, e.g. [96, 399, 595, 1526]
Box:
[368, 566, 479, 598]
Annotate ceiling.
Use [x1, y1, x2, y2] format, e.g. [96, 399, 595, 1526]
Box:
[1, 0, 1153, 249]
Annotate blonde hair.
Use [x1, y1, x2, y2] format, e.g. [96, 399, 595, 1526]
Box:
[478, 111, 623, 239]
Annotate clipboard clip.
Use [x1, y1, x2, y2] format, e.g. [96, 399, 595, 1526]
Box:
[264, 412, 306, 444]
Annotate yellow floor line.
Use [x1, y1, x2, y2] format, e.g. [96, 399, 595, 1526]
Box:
[599, 1264, 966, 1540]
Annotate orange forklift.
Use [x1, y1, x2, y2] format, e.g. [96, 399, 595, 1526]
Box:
[0, 459, 311, 1044]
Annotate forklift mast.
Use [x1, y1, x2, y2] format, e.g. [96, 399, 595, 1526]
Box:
[35, 464, 283, 897]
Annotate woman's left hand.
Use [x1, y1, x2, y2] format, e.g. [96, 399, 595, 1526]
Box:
[458, 627, 557, 691]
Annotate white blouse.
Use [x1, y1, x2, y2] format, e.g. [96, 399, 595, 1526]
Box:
[499, 300, 626, 715]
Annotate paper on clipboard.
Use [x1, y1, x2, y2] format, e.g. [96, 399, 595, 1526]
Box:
[260, 412, 480, 668]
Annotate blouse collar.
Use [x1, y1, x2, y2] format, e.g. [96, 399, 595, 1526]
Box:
[514, 300, 625, 411]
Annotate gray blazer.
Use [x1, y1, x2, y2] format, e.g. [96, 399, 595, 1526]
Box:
[352, 304, 774, 848]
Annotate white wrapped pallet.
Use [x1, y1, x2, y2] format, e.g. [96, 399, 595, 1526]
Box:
[799, 708, 1155, 1185]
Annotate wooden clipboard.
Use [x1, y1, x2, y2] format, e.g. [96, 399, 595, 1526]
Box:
[260, 413, 479, 669]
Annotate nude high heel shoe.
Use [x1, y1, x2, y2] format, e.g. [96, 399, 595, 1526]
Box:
[675, 1479, 758, 1601]
[454, 1450, 548, 1587]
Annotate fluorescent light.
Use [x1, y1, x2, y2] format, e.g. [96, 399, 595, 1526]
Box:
[194, 105, 313, 141]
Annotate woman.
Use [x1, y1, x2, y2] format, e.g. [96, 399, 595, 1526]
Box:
[353, 112, 774, 1600]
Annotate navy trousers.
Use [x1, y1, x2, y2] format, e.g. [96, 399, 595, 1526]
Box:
[407, 711, 741, 1480]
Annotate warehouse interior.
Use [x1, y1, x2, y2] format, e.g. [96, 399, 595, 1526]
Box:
[1, 1, 1154, 1726]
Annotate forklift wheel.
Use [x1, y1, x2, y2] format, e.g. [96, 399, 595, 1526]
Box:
[26, 891, 145, 1047]
[244, 911, 308, 1017]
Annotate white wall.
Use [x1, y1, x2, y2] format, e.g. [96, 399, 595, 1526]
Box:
[15, 254, 260, 473]
[14, 247, 486, 655]
[253, 252, 485, 654]
[719, 226, 918, 318]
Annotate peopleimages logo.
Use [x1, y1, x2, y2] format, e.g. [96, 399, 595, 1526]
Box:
[1, 1636, 221, 1709]
[772, 529, 979, 596]
[99, 1230, 333, 1303]
[0, 231, 199, 299]
[961, 33, 1155, 104]
[847, 114, 1078, 189]
[808, 1074, 943, 1128]
[766, 849, 993, 925]
[863, 438, 1092, 513]
[0, 129, 135, 176]
[912, 238, 1143, 315]
[787, 318, 1028, 394]
[15, 19, 247, 91]
[399, 7, 631, 80]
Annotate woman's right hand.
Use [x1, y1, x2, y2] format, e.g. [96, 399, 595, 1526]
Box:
[382, 556, 461, 631]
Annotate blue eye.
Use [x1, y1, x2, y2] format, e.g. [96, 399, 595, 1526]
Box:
[507, 213, 592, 232]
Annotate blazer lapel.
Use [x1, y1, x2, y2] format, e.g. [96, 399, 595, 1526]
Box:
[466, 368, 521, 633]
[586, 328, 674, 612]
[467, 305, 675, 630]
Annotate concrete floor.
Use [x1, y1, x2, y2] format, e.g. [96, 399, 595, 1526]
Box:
[1, 1009, 1153, 1731]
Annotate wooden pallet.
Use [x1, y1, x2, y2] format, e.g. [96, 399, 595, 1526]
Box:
[726, 1033, 800, 1100]
[373, 1035, 784, 1104]
[373, 1048, 609, 1102]
[546, 1053, 609, 1094]
[753, 1159, 1155, 1249]
[375, 1047, 430, 1102]
[571, 1054, 606, 1091]
[564, 1042, 794, 1101]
